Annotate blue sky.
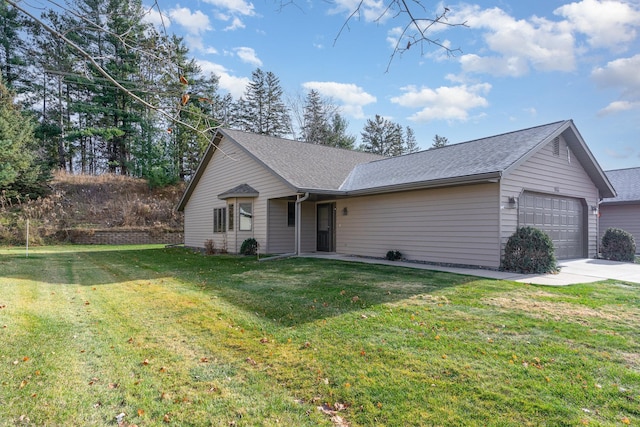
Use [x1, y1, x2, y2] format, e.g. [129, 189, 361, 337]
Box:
[145, 0, 640, 171]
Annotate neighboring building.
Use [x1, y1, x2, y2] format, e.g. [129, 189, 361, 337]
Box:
[177, 120, 615, 269]
[600, 167, 640, 253]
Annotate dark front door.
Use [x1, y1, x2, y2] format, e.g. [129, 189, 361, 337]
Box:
[317, 203, 335, 252]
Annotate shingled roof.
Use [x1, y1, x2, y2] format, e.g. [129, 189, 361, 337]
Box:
[219, 128, 383, 191]
[178, 121, 615, 211]
[341, 121, 568, 192]
[602, 167, 640, 204]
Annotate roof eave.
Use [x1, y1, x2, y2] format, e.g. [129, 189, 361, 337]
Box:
[343, 172, 502, 196]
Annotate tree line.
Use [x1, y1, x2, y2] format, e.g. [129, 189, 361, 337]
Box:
[1, 0, 432, 198]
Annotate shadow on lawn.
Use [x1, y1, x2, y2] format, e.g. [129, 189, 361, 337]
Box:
[1, 246, 480, 326]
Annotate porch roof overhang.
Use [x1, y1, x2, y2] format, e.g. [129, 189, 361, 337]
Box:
[218, 183, 259, 200]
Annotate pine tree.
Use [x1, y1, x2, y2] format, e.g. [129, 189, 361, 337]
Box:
[0, 78, 45, 199]
[404, 126, 419, 153]
[431, 134, 449, 149]
[0, 2, 27, 91]
[327, 113, 356, 149]
[301, 89, 330, 144]
[234, 68, 290, 137]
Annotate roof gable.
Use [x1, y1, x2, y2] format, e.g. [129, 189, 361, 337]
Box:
[219, 129, 383, 191]
[602, 167, 640, 204]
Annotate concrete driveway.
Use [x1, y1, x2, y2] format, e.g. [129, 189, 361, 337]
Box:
[511, 258, 640, 286]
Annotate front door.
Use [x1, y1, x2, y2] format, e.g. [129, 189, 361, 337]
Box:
[317, 203, 335, 252]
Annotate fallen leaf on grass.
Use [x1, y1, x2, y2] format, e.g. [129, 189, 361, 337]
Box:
[260, 337, 269, 344]
[163, 413, 171, 423]
[246, 357, 257, 366]
[19, 380, 27, 388]
[200, 357, 209, 363]
[621, 417, 630, 425]
[108, 383, 119, 389]
[137, 409, 145, 417]
[159, 367, 167, 373]
[142, 359, 150, 366]
[22, 357, 29, 362]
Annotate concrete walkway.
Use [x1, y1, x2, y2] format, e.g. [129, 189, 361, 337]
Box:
[299, 253, 640, 286]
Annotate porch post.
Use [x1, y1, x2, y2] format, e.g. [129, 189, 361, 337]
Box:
[295, 192, 310, 255]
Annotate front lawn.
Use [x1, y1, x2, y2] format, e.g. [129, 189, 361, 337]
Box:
[0, 246, 638, 426]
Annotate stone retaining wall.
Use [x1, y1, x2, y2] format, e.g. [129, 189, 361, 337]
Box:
[61, 229, 183, 245]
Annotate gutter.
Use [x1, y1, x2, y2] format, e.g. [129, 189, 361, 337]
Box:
[295, 192, 310, 255]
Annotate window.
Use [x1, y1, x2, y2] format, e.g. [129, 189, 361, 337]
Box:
[287, 202, 295, 227]
[213, 207, 226, 233]
[239, 202, 252, 231]
[228, 203, 234, 231]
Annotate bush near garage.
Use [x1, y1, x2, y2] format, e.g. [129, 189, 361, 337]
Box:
[601, 228, 636, 262]
[502, 226, 557, 274]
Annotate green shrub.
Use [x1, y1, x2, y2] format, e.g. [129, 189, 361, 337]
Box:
[601, 228, 636, 262]
[240, 238, 259, 255]
[385, 250, 402, 261]
[502, 227, 557, 274]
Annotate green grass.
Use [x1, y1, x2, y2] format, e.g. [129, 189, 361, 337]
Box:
[1, 245, 639, 426]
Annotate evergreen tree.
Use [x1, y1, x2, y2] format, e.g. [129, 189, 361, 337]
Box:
[431, 134, 449, 149]
[359, 115, 403, 156]
[234, 68, 290, 137]
[0, 79, 46, 199]
[326, 113, 356, 149]
[0, 2, 27, 91]
[301, 89, 330, 144]
[404, 126, 419, 153]
[360, 115, 418, 156]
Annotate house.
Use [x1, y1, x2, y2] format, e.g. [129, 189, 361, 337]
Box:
[177, 120, 615, 269]
[599, 167, 640, 252]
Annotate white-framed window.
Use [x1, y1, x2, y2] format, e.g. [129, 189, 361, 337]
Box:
[239, 202, 252, 231]
[213, 207, 226, 233]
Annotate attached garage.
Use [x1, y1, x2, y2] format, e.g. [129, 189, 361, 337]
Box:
[519, 192, 585, 259]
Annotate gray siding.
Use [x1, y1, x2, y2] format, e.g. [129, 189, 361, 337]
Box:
[501, 135, 600, 258]
[335, 184, 501, 268]
[300, 202, 317, 253]
[182, 138, 295, 251]
[267, 200, 295, 253]
[599, 204, 640, 253]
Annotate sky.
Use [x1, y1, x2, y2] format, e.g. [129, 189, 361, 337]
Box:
[145, 0, 640, 172]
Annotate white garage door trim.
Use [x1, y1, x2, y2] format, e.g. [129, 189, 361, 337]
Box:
[518, 191, 585, 260]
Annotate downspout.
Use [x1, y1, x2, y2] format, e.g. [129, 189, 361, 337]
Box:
[295, 192, 310, 255]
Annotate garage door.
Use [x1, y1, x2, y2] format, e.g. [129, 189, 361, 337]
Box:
[519, 192, 584, 259]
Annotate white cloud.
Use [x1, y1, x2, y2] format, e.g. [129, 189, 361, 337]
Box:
[169, 6, 212, 35]
[224, 16, 246, 31]
[196, 60, 249, 98]
[592, 54, 640, 91]
[234, 47, 262, 66]
[141, 5, 170, 28]
[390, 83, 491, 122]
[302, 81, 376, 119]
[597, 100, 640, 115]
[554, 0, 640, 50]
[452, 4, 576, 76]
[203, 0, 256, 16]
[460, 54, 530, 77]
[592, 54, 640, 112]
